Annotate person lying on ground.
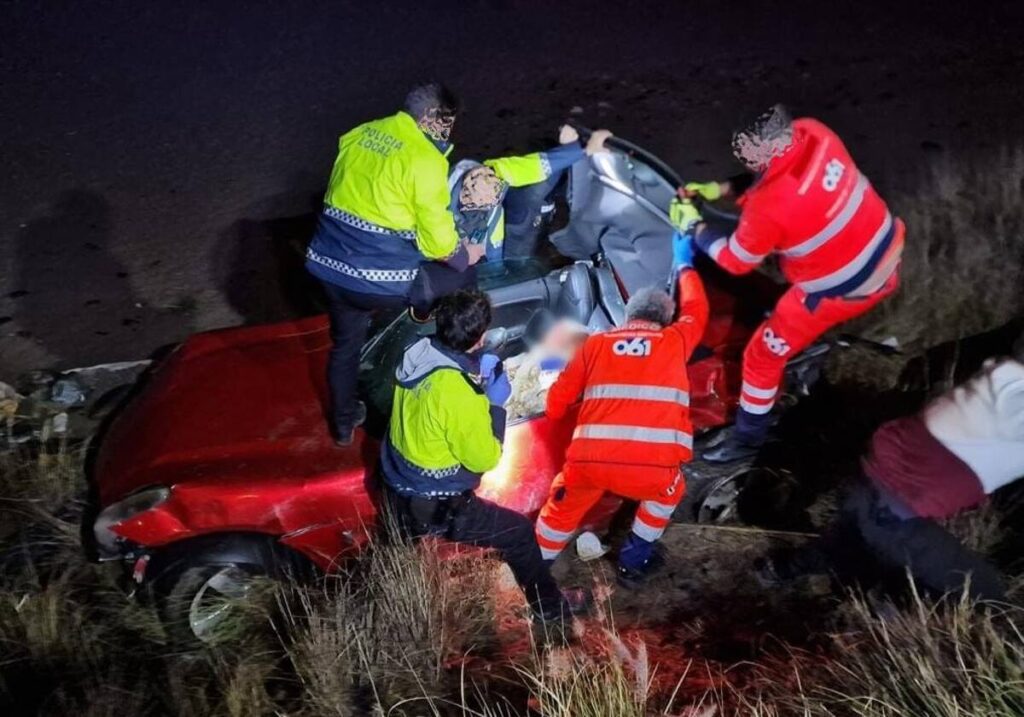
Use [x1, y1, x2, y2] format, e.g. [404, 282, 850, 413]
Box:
[675, 104, 905, 463]
[757, 336, 1024, 601]
[535, 231, 709, 588]
[378, 289, 589, 624]
[449, 125, 612, 262]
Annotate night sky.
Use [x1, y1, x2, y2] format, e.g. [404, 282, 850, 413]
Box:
[2, 0, 1023, 375]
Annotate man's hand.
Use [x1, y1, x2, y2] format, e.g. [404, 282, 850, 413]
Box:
[585, 129, 613, 156]
[465, 241, 486, 266]
[479, 353, 512, 406]
[671, 230, 696, 270]
[681, 181, 727, 201]
[559, 124, 580, 145]
[668, 197, 702, 232]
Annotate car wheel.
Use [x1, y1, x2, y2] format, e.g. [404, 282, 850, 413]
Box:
[674, 457, 756, 524]
[157, 563, 275, 647]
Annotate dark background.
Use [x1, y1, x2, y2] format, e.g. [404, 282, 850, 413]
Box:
[2, 0, 1023, 376]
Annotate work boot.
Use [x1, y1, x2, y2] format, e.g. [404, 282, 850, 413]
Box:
[616, 548, 667, 590]
[701, 423, 767, 463]
[333, 401, 367, 447]
[702, 434, 762, 463]
[532, 587, 591, 645]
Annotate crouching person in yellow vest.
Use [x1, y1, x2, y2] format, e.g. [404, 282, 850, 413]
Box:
[379, 289, 590, 626]
[449, 126, 613, 261]
[306, 83, 485, 445]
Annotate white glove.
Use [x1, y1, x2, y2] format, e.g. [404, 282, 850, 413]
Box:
[585, 129, 613, 156]
[559, 124, 580, 144]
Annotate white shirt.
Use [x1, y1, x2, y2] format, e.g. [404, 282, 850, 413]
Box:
[923, 358, 1024, 494]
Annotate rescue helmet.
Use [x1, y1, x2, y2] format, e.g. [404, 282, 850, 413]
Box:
[405, 82, 459, 143]
[459, 166, 507, 210]
[625, 286, 675, 327]
[732, 104, 794, 172]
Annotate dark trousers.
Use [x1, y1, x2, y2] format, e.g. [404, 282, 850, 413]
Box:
[319, 263, 476, 431]
[790, 481, 1007, 601]
[502, 172, 564, 259]
[384, 486, 564, 615]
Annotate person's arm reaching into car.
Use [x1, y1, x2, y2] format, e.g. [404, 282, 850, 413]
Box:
[668, 269, 709, 359]
[443, 380, 504, 474]
[692, 209, 782, 276]
[546, 343, 590, 421]
[483, 126, 612, 188]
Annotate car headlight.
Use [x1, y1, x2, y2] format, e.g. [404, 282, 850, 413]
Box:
[93, 487, 170, 558]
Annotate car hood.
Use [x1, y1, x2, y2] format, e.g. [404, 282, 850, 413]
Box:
[94, 315, 373, 505]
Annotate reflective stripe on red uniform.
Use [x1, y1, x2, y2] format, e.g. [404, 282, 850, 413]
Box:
[537, 270, 708, 560]
[536, 464, 685, 560]
[709, 118, 904, 298]
[546, 269, 709, 468]
[740, 270, 900, 415]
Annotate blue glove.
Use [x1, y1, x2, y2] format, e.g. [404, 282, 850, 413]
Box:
[486, 371, 512, 406]
[539, 357, 566, 372]
[671, 230, 696, 269]
[479, 352, 501, 381]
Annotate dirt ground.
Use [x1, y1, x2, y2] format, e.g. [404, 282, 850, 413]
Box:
[3, 0, 1024, 377]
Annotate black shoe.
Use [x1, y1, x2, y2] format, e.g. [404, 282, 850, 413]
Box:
[616, 549, 667, 590]
[534, 587, 592, 623]
[408, 306, 434, 324]
[333, 401, 367, 447]
[702, 432, 763, 463]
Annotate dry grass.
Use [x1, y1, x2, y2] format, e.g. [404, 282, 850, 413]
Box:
[1, 445, 1022, 716]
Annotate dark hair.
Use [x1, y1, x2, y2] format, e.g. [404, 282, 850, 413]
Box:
[404, 82, 460, 121]
[435, 289, 492, 352]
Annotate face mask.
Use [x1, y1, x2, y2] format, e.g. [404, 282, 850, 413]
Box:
[418, 108, 456, 143]
[459, 167, 506, 210]
[731, 104, 794, 172]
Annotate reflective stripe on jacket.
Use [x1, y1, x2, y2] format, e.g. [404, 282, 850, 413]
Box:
[547, 269, 709, 467]
[381, 338, 504, 496]
[306, 111, 460, 297]
[707, 118, 904, 297]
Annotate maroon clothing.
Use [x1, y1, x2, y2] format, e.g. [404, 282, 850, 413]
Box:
[862, 415, 985, 519]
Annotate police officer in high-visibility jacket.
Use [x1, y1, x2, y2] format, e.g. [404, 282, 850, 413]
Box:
[306, 83, 485, 445]
[535, 232, 709, 588]
[380, 289, 587, 622]
[448, 126, 613, 261]
[679, 105, 904, 462]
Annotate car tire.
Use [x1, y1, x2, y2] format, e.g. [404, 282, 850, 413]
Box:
[147, 535, 314, 648]
[674, 456, 757, 524]
[155, 563, 273, 647]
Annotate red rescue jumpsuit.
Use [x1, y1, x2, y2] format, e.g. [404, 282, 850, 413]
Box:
[705, 119, 904, 420]
[535, 270, 709, 560]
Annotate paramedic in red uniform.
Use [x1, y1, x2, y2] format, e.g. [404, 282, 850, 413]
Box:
[681, 105, 905, 462]
[535, 232, 709, 588]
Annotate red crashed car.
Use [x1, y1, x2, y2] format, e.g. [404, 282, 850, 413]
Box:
[90, 136, 824, 642]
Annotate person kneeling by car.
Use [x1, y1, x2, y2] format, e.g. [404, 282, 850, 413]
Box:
[379, 289, 588, 622]
[757, 337, 1024, 601]
[535, 228, 709, 588]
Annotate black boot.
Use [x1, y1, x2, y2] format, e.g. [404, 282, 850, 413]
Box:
[616, 547, 667, 590]
[333, 400, 367, 447]
[702, 431, 763, 463]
